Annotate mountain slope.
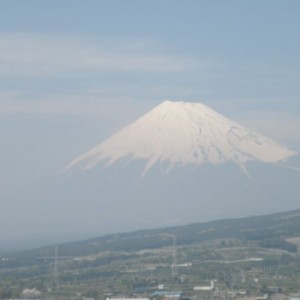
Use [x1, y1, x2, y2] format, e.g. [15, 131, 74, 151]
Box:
[8, 208, 300, 258]
[66, 101, 296, 175]
[1, 101, 299, 251]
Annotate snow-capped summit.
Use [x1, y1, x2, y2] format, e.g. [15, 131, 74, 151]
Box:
[66, 100, 297, 174]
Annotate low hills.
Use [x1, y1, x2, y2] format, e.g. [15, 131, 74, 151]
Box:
[3, 209, 300, 297]
[13, 208, 300, 259]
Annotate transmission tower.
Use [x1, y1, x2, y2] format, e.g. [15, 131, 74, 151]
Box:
[53, 246, 59, 290]
[171, 235, 177, 279]
[160, 233, 177, 279]
[38, 246, 74, 291]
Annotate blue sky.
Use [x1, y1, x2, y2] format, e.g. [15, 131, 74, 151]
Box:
[0, 0, 299, 194]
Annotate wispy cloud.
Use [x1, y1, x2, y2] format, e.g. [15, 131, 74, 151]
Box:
[0, 33, 298, 149]
[0, 89, 157, 134]
[0, 33, 192, 76]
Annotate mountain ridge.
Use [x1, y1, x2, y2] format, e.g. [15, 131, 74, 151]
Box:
[9, 207, 300, 257]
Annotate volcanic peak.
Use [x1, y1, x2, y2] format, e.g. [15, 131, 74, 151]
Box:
[66, 100, 297, 174]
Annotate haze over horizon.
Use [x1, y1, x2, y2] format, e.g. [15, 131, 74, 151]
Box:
[0, 1, 299, 250]
[1, 99, 299, 251]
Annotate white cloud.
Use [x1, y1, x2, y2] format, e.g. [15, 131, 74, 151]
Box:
[0, 33, 192, 76]
[0, 89, 156, 133]
[0, 34, 297, 149]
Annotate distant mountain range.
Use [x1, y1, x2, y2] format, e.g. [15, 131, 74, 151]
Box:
[1, 101, 299, 250]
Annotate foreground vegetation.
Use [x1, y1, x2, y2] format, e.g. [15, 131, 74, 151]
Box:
[2, 209, 300, 299]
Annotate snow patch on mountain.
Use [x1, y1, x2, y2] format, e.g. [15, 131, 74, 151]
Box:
[65, 100, 297, 174]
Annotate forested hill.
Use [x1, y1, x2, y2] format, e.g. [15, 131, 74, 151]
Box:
[10, 208, 300, 260]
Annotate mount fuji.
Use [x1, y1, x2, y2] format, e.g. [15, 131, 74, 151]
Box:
[66, 100, 296, 175]
[2, 101, 300, 250]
